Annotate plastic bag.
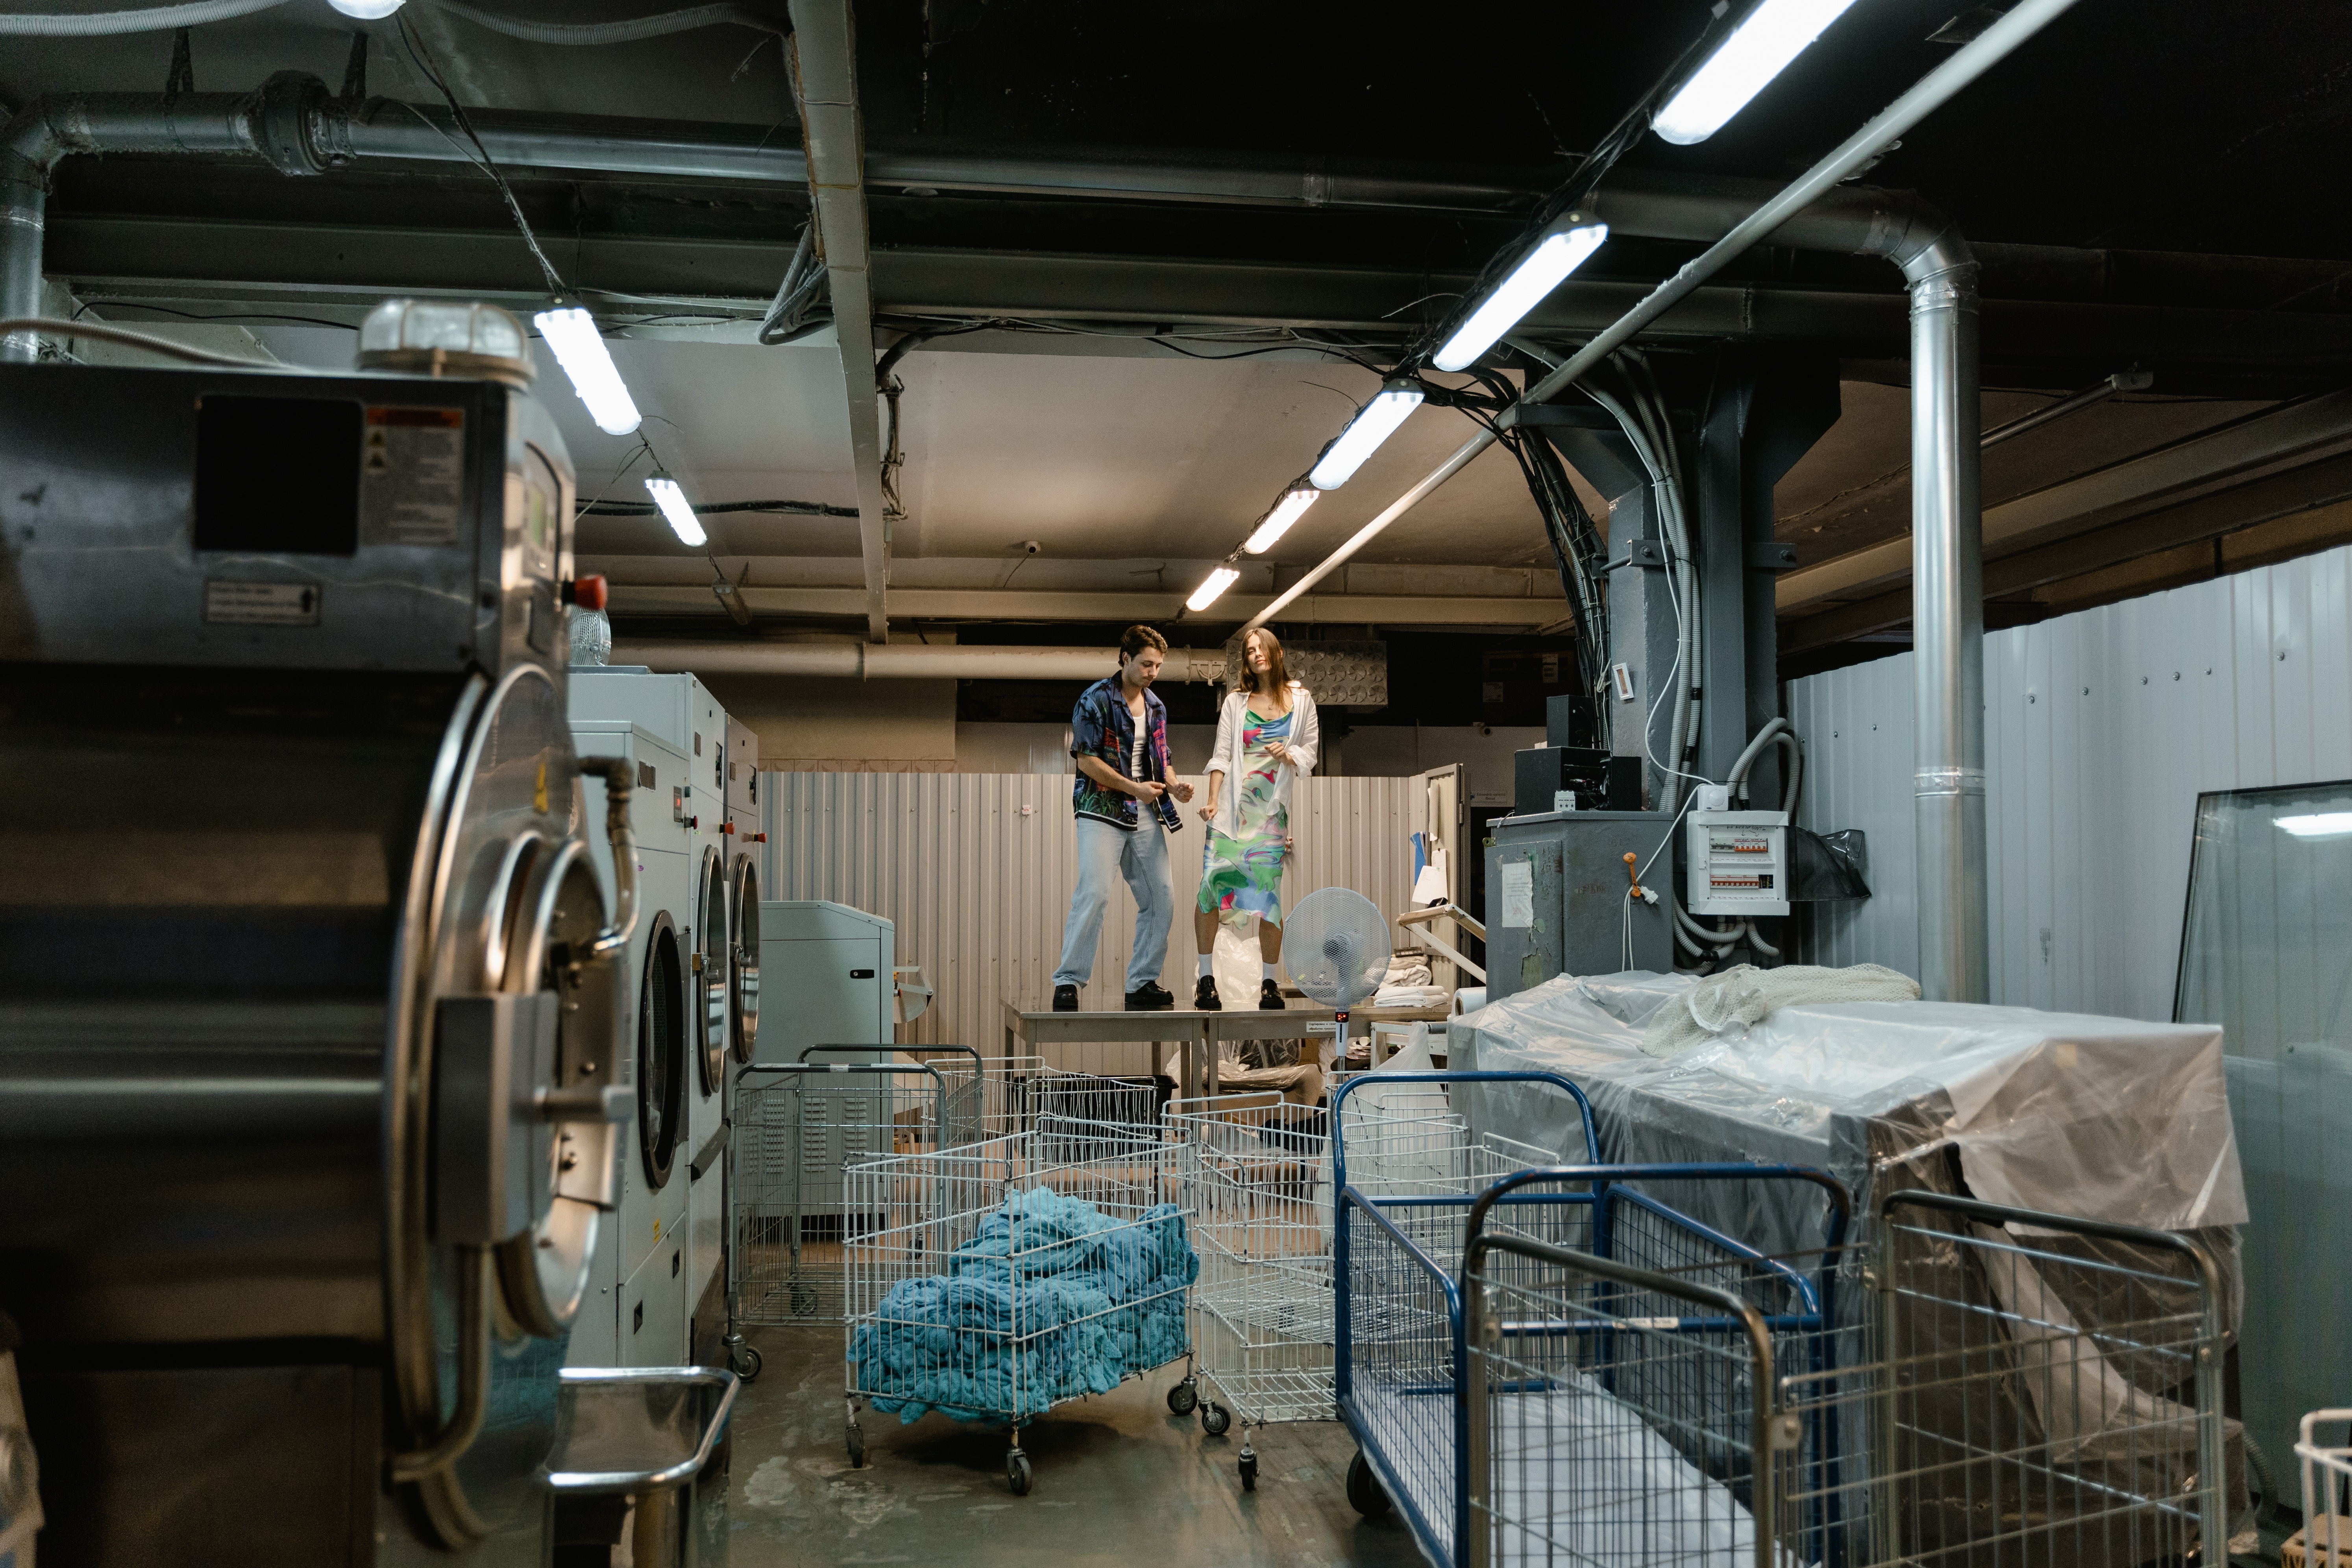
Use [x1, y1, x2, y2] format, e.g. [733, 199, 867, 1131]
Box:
[1788, 825, 1870, 900]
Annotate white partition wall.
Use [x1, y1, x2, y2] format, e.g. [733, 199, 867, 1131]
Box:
[1790, 542, 2352, 1020]
[755, 773, 1424, 1071]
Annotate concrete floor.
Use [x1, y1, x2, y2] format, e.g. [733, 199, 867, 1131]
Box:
[723, 1326, 1426, 1567]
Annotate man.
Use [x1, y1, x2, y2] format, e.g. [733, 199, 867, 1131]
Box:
[1052, 625, 1194, 1011]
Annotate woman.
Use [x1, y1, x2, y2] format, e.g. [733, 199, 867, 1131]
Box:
[1193, 627, 1320, 1010]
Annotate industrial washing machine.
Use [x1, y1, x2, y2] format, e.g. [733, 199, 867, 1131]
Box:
[569, 671, 740, 1357]
[0, 301, 732, 1565]
[562, 720, 694, 1373]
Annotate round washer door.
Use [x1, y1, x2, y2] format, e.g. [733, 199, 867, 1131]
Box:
[729, 856, 760, 1063]
[696, 845, 728, 1096]
[637, 911, 686, 1190]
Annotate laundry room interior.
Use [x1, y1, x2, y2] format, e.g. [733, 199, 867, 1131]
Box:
[3, 2, 2352, 1566]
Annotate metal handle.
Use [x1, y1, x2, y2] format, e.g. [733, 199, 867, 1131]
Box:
[575, 756, 639, 959]
[390, 1244, 492, 1485]
[537, 1084, 634, 1124]
[543, 1366, 741, 1494]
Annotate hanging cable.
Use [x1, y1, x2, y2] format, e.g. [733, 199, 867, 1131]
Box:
[393, 15, 567, 296]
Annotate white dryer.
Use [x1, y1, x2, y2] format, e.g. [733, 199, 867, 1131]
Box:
[565, 719, 693, 1369]
[570, 670, 738, 1359]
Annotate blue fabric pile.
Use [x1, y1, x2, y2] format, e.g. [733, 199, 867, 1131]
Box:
[850, 1187, 1199, 1424]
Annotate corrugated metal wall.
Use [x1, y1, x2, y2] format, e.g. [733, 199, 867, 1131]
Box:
[1789, 540, 2352, 1020]
[756, 772, 1425, 1071]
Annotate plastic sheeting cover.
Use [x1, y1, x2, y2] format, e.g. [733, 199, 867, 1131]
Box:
[1456, 970, 2246, 1237]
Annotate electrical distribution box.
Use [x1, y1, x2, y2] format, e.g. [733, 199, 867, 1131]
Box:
[1485, 810, 1673, 1002]
[1685, 810, 1791, 916]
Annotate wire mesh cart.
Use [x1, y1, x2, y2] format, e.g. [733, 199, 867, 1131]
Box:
[1159, 1070, 1598, 1490]
[841, 1114, 1198, 1496]
[730, 1049, 984, 1350]
[1343, 1163, 2231, 1568]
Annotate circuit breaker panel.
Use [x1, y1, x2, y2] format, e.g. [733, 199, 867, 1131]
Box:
[1685, 810, 1791, 916]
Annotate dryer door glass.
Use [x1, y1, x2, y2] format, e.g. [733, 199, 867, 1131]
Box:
[697, 847, 728, 1095]
[730, 858, 761, 1063]
[638, 915, 685, 1189]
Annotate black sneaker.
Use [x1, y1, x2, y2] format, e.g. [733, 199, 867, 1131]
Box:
[1125, 980, 1175, 1011]
[1194, 975, 1222, 1011]
[1259, 979, 1286, 1010]
[1052, 984, 1080, 1012]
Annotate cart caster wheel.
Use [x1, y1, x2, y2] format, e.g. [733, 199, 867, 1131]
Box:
[1006, 1452, 1032, 1496]
[1346, 1451, 1390, 1518]
[1239, 1453, 1258, 1491]
[1200, 1402, 1231, 1437]
[732, 1345, 763, 1381]
[846, 1422, 866, 1469]
[1167, 1379, 1198, 1415]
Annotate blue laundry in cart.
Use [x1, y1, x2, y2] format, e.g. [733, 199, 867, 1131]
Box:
[851, 1189, 1200, 1425]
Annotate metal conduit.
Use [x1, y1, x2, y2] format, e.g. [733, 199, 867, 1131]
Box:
[611, 641, 1230, 682]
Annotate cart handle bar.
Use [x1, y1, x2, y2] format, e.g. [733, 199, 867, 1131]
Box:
[1468, 1162, 1853, 1258]
[1328, 1070, 1597, 1190]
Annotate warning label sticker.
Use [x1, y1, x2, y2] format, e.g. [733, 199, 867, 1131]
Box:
[359, 406, 466, 545]
[205, 580, 321, 626]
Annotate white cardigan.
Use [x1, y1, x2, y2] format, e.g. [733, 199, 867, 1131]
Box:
[1204, 682, 1319, 839]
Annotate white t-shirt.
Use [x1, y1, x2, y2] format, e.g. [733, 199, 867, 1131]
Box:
[1130, 721, 1145, 778]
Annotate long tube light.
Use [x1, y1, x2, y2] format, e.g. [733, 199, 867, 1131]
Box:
[644, 472, 707, 547]
[1243, 484, 1320, 554]
[534, 305, 643, 435]
[1309, 377, 1424, 491]
[1433, 218, 1610, 372]
[1185, 567, 1240, 613]
[1653, 0, 1864, 144]
[1242, 0, 2084, 636]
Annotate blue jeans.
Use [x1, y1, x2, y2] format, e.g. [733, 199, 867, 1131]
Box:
[1054, 815, 1173, 994]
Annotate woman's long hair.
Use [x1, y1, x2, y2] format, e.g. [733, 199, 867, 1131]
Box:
[1240, 627, 1291, 698]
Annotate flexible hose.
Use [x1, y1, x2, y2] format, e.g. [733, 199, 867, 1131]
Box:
[0, 0, 785, 40]
[436, 1, 786, 42]
[0, 316, 275, 366]
[1743, 919, 1781, 958]
[0, 0, 286, 35]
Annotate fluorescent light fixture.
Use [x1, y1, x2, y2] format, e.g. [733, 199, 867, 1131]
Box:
[328, 0, 405, 15]
[1309, 377, 1424, 491]
[1186, 567, 1240, 613]
[644, 472, 707, 547]
[533, 305, 642, 435]
[1653, 0, 1864, 145]
[1243, 485, 1320, 554]
[1433, 218, 1609, 372]
[2276, 812, 2352, 839]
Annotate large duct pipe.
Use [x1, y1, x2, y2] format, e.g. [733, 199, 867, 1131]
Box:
[610, 641, 1231, 682]
[1908, 246, 1988, 1002]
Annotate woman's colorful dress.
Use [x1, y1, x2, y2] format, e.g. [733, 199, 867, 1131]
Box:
[1198, 703, 1293, 925]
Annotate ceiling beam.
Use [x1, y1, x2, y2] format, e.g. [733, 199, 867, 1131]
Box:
[49, 220, 2352, 387]
[1776, 387, 2352, 613]
[1781, 447, 2352, 651]
[603, 582, 1570, 627]
[787, 0, 888, 642]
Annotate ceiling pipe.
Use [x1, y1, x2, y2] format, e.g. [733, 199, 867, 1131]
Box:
[610, 641, 1231, 682]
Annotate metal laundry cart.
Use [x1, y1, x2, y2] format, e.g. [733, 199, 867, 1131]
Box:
[1162, 1069, 1597, 1489]
[1340, 1158, 1853, 1568]
[840, 1115, 1196, 1496]
[729, 1052, 976, 1348]
[1343, 1166, 2231, 1568]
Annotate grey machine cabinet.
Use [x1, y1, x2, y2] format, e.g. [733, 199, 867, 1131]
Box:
[752, 901, 899, 1228]
[1484, 809, 1674, 1003]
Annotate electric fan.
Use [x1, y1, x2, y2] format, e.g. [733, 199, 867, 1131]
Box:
[1283, 886, 1392, 1060]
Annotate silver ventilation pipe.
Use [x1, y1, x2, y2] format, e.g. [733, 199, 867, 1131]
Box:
[1580, 173, 1989, 999]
